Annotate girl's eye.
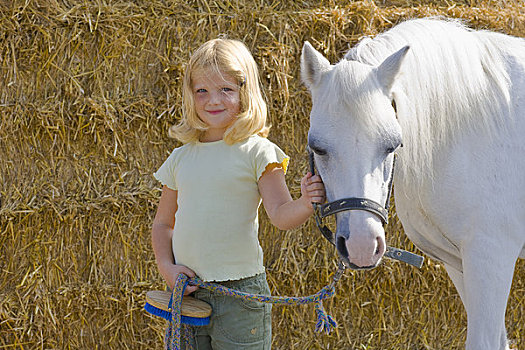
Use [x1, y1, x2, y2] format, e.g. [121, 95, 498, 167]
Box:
[221, 87, 233, 92]
[196, 88, 207, 93]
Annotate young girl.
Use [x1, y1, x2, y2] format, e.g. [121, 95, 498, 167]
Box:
[151, 38, 325, 350]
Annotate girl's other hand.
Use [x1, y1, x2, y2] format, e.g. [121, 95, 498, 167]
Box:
[300, 172, 326, 208]
[163, 263, 199, 295]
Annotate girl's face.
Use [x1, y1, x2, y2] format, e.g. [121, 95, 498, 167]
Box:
[192, 69, 241, 142]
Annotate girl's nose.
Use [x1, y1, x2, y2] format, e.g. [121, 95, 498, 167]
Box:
[208, 91, 221, 105]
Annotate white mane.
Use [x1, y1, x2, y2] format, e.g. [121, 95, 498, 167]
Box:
[344, 18, 522, 183]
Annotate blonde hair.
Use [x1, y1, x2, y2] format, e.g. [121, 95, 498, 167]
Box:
[169, 39, 270, 144]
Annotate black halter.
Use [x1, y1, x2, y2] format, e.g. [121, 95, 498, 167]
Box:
[307, 147, 424, 269]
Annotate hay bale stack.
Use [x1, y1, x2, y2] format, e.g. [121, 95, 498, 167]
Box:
[1, 0, 524, 348]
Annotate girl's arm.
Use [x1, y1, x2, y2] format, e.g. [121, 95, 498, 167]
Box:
[151, 185, 198, 293]
[258, 167, 325, 230]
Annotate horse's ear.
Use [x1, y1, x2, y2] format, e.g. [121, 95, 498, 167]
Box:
[301, 41, 330, 89]
[376, 45, 410, 93]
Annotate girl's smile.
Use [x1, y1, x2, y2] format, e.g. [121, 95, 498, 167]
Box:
[192, 69, 241, 142]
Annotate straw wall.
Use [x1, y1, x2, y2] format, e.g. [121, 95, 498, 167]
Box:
[1, 0, 524, 349]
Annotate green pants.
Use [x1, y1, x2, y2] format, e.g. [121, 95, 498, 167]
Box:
[181, 272, 272, 350]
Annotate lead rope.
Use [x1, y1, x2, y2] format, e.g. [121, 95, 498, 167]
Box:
[164, 274, 192, 349]
[165, 262, 346, 350]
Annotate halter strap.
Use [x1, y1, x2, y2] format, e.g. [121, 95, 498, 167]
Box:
[320, 198, 388, 224]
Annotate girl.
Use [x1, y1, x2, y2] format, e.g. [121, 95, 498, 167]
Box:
[151, 38, 325, 350]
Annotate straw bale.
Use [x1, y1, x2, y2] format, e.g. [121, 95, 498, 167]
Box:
[1, 0, 524, 349]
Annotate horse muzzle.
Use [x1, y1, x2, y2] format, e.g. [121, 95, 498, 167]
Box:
[335, 217, 386, 269]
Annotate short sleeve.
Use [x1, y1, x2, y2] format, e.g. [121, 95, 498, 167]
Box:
[254, 139, 290, 181]
[153, 148, 179, 190]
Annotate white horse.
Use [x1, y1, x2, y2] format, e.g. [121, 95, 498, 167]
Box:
[300, 18, 524, 349]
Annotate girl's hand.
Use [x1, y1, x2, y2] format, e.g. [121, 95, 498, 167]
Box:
[300, 172, 326, 208]
[162, 263, 199, 295]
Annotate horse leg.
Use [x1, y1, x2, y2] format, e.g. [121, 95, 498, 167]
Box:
[444, 263, 511, 349]
[460, 243, 518, 350]
[443, 263, 465, 301]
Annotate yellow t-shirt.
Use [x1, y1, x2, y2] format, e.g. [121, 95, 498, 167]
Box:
[154, 135, 289, 281]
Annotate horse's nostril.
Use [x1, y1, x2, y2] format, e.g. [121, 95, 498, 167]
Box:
[336, 236, 348, 258]
[374, 236, 384, 256]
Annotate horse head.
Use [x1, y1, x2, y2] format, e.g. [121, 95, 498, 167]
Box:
[301, 41, 409, 269]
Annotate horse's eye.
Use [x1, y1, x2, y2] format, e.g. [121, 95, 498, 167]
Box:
[386, 142, 402, 154]
[391, 99, 397, 113]
[310, 146, 327, 156]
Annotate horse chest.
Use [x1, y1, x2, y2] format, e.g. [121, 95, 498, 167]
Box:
[393, 183, 464, 271]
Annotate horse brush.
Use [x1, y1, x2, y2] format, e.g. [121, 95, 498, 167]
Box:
[144, 290, 212, 326]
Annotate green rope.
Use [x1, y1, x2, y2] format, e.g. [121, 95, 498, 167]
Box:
[165, 265, 345, 350]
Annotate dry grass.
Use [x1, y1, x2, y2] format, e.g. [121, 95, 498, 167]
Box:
[1, 0, 524, 349]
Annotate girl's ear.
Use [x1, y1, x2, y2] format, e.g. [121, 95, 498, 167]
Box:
[301, 41, 330, 89]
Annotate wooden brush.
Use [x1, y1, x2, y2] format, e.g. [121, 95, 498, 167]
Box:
[144, 290, 212, 326]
